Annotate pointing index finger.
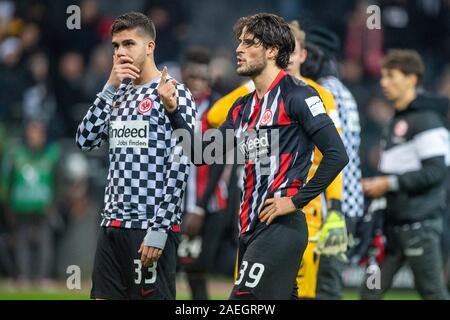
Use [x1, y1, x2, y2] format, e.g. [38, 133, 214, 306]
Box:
[159, 66, 167, 87]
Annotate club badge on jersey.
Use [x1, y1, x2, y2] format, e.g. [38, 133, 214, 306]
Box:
[138, 97, 154, 114]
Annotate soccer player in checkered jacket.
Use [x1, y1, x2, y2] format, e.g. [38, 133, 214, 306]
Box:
[76, 12, 196, 300]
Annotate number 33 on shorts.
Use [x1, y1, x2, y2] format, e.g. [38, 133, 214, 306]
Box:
[134, 259, 157, 284]
[235, 261, 265, 288]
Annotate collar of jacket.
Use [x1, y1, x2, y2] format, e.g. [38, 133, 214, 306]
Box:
[395, 93, 450, 118]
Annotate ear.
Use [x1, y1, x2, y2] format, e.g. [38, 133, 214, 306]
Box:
[299, 48, 307, 65]
[146, 40, 156, 56]
[407, 73, 418, 88]
[267, 47, 279, 62]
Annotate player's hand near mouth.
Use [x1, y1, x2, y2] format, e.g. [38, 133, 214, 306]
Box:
[108, 55, 141, 89]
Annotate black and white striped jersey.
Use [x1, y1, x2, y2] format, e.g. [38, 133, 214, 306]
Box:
[319, 76, 364, 218]
[167, 70, 348, 235]
[76, 75, 196, 247]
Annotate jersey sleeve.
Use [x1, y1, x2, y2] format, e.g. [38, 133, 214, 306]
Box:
[144, 83, 196, 249]
[285, 85, 334, 136]
[287, 85, 347, 210]
[306, 80, 343, 204]
[76, 84, 115, 151]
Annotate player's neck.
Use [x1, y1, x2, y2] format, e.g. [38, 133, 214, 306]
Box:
[253, 64, 282, 100]
[291, 70, 303, 81]
[133, 59, 159, 86]
[394, 88, 416, 111]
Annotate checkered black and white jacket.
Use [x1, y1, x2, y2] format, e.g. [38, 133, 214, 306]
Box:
[319, 76, 364, 218]
[76, 75, 196, 249]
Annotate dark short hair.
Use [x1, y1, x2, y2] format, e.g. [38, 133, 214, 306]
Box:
[381, 49, 425, 81]
[182, 46, 212, 68]
[233, 13, 295, 69]
[111, 12, 156, 39]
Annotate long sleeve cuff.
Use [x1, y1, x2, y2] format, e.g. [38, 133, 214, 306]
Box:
[291, 195, 305, 210]
[166, 106, 181, 120]
[388, 175, 400, 191]
[98, 83, 117, 105]
[143, 230, 168, 250]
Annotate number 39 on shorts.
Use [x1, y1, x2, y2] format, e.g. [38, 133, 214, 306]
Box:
[235, 261, 265, 288]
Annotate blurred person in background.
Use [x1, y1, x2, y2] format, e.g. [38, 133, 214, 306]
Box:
[1, 119, 60, 289]
[359, 97, 394, 177]
[58, 153, 91, 225]
[49, 0, 102, 64]
[0, 36, 28, 122]
[301, 26, 364, 300]
[342, 1, 383, 84]
[54, 51, 87, 138]
[209, 48, 243, 95]
[287, 20, 346, 300]
[177, 46, 232, 300]
[22, 51, 56, 126]
[144, 0, 190, 65]
[54, 151, 98, 279]
[18, 22, 42, 63]
[361, 49, 450, 300]
[83, 45, 112, 100]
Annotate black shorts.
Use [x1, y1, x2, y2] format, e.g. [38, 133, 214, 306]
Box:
[178, 210, 227, 273]
[90, 227, 179, 300]
[230, 212, 308, 300]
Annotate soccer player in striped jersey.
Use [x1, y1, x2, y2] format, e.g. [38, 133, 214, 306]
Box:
[162, 13, 348, 299]
[205, 21, 347, 299]
[76, 12, 195, 300]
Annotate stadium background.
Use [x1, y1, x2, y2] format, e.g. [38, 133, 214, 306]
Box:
[0, 0, 449, 299]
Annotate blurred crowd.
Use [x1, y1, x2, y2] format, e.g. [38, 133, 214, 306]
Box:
[0, 0, 449, 291]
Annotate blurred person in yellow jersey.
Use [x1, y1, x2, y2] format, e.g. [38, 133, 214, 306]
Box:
[207, 20, 346, 299]
[287, 20, 345, 300]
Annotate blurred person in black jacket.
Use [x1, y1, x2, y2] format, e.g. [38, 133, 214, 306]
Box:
[361, 49, 450, 300]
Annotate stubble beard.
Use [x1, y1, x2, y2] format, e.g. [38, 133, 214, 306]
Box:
[237, 57, 267, 77]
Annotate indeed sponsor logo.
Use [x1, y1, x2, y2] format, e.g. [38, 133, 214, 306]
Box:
[110, 121, 148, 148]
[239, 134, 269, 157]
